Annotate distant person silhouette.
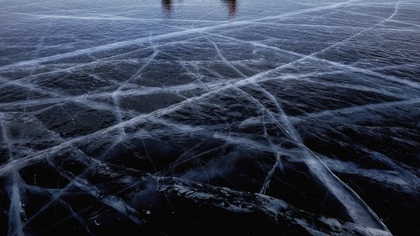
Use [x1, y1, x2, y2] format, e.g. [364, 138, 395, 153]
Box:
[162, 0, 237, 19]
[221, 0, 237, 18]
[162, 0, 173, 17]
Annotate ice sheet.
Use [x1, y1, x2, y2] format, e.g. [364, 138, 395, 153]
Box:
[1, 0, 419, 235]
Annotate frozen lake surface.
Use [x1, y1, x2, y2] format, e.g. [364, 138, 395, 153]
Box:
[0, 0, 419, 235]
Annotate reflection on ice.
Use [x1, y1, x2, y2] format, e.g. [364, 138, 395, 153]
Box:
[0, 0, 419, 235]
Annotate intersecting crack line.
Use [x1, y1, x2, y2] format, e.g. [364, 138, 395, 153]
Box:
[0, 116, 148, 234]
[0, 117, 26, 236]
[0, 32, 206, 85]
[0, 70, 371, 176]
[0, 0, 360, 72]
[219, 83, 391, 230]
[8, 151, 146, 236]
[2, 13, 410, 171]
[0, 0, 406, 232]
[205, 22, 420, 91]
[199, 5, 408, 230]
[203, 33, 303, 144]
[291, 98, 420, 122]
[5, 0, 406, 122]
[111, 37, 160, 140]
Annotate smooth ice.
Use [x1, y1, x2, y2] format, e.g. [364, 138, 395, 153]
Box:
[0, 0, 419, 235]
